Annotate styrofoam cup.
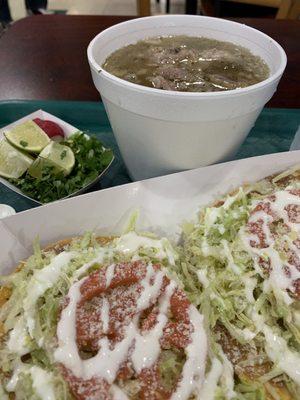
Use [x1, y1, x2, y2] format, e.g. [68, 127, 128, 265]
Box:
[87, 15, 287, 181]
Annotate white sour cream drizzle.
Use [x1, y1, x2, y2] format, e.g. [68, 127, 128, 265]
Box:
[105, 263, 115, 287]
[198, 358, 223, 400]
[54, 263, 207, 399]
[251, 304, 300, 385]
[132, 280, 176, 373]
[197, 269, 210, 288]
[171, 307, 207, 400]
[263, 325, 300, 386]
[114, 231, 177, 265]
[23, 251, 76, 336]
[6, 363, 55, 400]
[240, 190, 300, 304]
[219, 350, 236, 399]
[110, 384, 129, 400]
[100, 297, 110, 334]
[204, 188, 244, 230]
[7, 316, 29, 356]
[6, 363, 25, 392]
[74, 232, 177, 281]
[251, 310, 300, 386]
[73, 248, 112, 280]
[30, 366, 56, 400]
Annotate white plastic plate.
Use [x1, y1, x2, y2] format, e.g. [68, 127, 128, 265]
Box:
[0, 110, 114, 204]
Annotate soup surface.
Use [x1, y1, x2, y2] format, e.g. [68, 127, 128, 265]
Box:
[102, 35, 270, 92]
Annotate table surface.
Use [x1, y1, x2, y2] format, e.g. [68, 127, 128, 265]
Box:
[0, 15, 299, 108]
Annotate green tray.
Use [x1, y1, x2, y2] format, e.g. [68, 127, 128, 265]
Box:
[0, 100, 299, 212]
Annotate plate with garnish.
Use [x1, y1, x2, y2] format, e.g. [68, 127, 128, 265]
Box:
[0, 110, 114, 204]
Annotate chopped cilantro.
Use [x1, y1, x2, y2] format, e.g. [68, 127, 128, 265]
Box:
[9, 132, 113, 203]
[60, 150, 67, 160]
[20, 140, 28, 148]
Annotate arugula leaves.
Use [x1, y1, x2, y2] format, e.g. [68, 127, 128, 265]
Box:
[10, 132, 113, 203]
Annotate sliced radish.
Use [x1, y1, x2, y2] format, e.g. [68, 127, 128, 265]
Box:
[33, 118, 65, 138]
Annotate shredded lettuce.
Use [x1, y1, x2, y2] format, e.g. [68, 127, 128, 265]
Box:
[172, 169, 300, 399]
[159, 349, 186, 392]
[0, 233, 106, 399]
[1, 167, 300, 399]
[0, 231, 179, 399]
[123, 209, 140, 233]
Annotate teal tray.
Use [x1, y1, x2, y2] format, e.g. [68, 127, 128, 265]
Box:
[0, 100, 299, 212]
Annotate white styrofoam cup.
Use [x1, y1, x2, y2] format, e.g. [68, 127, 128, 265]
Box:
[87, 15, 287, 181]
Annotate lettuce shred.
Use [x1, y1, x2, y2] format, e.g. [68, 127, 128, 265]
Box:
[0, 233, 106, 399]
[1, 167, 300, 399]
[0, 231, 178, 399]
[172, 168, 300, 399]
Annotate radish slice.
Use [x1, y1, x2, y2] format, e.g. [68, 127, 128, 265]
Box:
[33, 118, 64, 138]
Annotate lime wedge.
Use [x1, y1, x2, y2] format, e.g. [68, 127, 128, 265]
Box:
[5, 120, 50, 153]
[28, 142, 75, 178]
[0, 139, 33, 179]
